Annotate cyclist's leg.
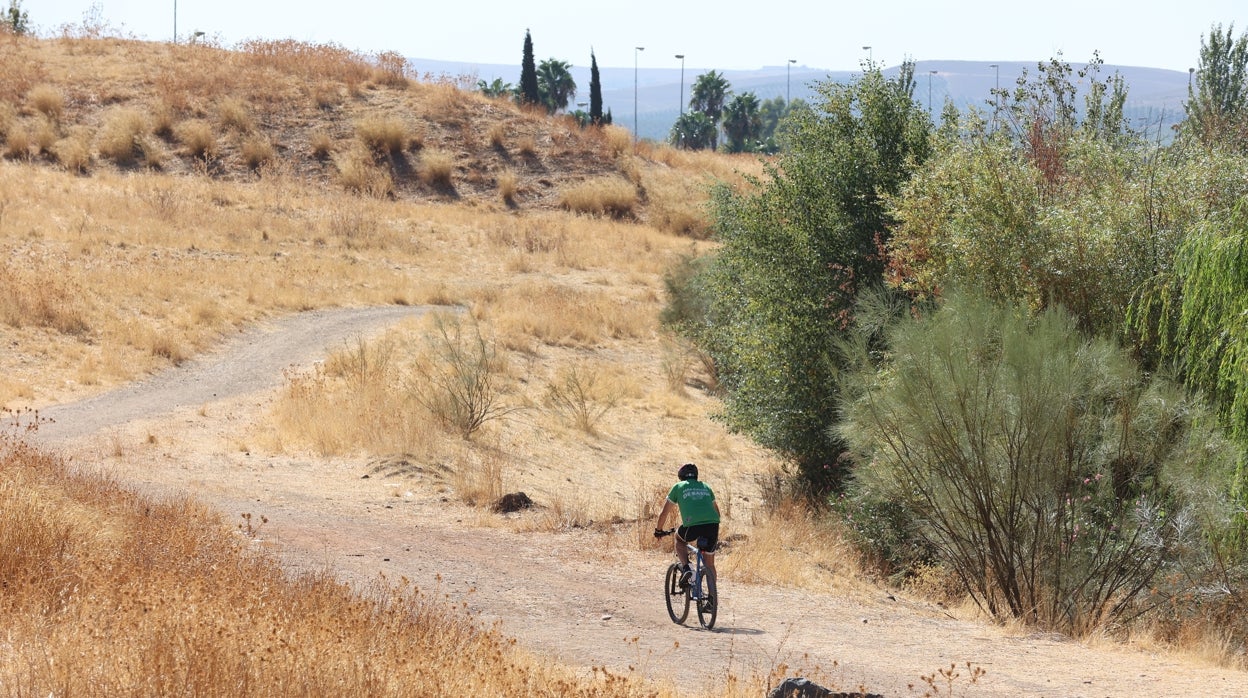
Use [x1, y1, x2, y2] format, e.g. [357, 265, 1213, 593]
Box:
[674, 528, 692, 569]
[703, 551, 717, 597]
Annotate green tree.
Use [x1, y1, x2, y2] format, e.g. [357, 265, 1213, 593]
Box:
[518, 30, 540, 107]
[1185, 23, 1248, 151]
[722, 92, 763, 153]
[838, 290, 1237, 631]
[589, 51, 603, 125]
[4, 0, 28, 35]
[668, 111, 716, 150]
[679, 62, 931, 494]
[689, 70, 731, 149]
[537, 58, 576, 114]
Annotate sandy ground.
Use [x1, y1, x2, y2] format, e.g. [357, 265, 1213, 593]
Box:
[25, 307, 1248, 697]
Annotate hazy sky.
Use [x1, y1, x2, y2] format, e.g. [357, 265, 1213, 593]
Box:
[31, 1, 1246, 73]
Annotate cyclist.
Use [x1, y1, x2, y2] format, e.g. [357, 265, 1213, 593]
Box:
[654, 462, 720, 609]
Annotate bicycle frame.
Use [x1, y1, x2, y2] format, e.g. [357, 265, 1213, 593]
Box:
[658, 528, 717, 629]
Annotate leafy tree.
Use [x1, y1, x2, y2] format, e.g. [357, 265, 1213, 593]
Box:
[1137, 204, 1248, 510]
[1184, 23, 1248, 151]
[678, 63, 931, 494]
[476, 77, 514, 99]
[668, 111, 716, 150]
[722, 92, 763, 153]
[537, 58, 576, 114]
[689, 70, 731, 149]
[838, 290, 1237, 631]
[589, 51, 603, 125]
[4, 0, 28, 35]
[518, 30, 540, 107]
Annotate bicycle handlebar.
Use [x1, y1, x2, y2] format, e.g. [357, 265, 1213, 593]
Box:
[654, 528, 675, 538]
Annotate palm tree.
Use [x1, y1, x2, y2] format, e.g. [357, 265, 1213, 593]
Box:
[722, 92, 763, 152]
[669, 111, 716, 150]
[689, 70, 731, 149]
[537, 58, 577, 114]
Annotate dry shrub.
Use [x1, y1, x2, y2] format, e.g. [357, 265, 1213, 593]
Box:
[543, 361, 621, 434]
[240, 135, 275, 170]
[326, 203, 381, 248]
[0, 102, 16, 139]
[175, 118, 218, 159]
[602, 124, 632, 156]
[216, 97, 254, 132]
[355, 116, 408, 156]
[485, 283, 653, 348]
[238, 39, 374, 88]
[96, 107, 148, 164]
[309, 81, 343, 109]
[4, 124, 31, 159]
[309, 129, 334, 159]
[30, 116, 57, 155]
[333, 147, 393, 197]
[497, 168, 518, 204]
[26, 85, 64, 121]
[558, 176, 638, 218]
[487, 122, 506, 149]
[450, 451, 505, 507]
[419, 149, 455, 188]
[725, 498, 865, 594]
[0, 262, 90, 336]
[516, 134, 537, 156]
[371, 50, 410, 88]
[150, 100, 175, 139]
[52, 129, 92, 173]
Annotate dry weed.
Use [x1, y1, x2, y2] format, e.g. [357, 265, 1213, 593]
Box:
[309, 129, 333, 158]
[241, 135, 275, 170]
[559, 177, 638, 218]
[356, 116, 408, 156]
[216, 96, 254, 132]
[26, 84, 64, 121]
[96, 107, 148, 164]
[175, 118, 217, 159]
[52, 129, 92, 173]
[497, 168, 519, 204]
[334, 147, 393, 197]
[419, 148, 455, 188]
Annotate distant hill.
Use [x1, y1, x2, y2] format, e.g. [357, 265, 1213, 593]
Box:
[410, 58, 1191, 142]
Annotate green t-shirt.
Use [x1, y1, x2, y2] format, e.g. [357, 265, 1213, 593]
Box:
[667, 480, 719, 526]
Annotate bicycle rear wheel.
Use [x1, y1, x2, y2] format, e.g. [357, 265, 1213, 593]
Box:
[695, 574, 717, 629]
[664, 563, 690, 624]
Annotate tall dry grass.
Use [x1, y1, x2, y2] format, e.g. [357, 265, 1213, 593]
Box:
[0, 436, 687, 697]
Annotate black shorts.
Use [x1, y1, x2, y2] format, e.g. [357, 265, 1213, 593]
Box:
[677, 523, 719, 552]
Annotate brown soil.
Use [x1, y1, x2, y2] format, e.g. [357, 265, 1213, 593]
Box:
[28, 307, 1248, 698]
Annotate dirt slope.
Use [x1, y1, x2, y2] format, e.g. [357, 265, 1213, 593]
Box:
[28, 308, 1248, 698]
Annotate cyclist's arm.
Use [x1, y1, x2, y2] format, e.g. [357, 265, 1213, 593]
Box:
[655, 498, 677, 531]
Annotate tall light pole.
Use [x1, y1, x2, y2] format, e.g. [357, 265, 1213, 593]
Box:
[675, 54, 685, 115]
[787, 58, 796, 104]
[634, 46, 644, 144]
[862, 45, 872, 65]
[989, 63, 999, 129]
[928, 69, 936, 113]
[173, 0, 177, 43]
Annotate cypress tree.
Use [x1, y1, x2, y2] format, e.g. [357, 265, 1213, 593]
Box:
[589, 51, 603, 124]
[519, 30, 540, 106]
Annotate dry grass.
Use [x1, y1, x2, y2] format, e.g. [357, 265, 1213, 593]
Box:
[96, 107, 148, 164]
[240, 134, 276, 170]
[175, 118, 217, 159]
[27, 84, 64, 121]
[216, 96, 255, 132]
[419, 148, 455, 187]
[356, 115, 408, 156]
[0, 437, 686, 697]
[559, 176, 639, 218]
[334, 146, 394, 197]
[497, 168, 519, 204]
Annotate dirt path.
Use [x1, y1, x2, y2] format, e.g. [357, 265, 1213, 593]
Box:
[29, 307, 1248, 697]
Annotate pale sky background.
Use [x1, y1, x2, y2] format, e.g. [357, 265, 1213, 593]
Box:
[29, 0, 1247, 74]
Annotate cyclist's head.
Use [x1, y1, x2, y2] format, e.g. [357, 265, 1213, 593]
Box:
[678, 463, 698, 481]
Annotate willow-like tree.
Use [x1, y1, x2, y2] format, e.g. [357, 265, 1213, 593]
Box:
[1185, 23, 1248, 151]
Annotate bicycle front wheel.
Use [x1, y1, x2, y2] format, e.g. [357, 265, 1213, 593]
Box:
[695, 574, 717, 630]
[664, 563, 690, 624]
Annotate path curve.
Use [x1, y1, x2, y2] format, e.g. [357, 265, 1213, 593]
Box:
[28, 306, 1248, 697]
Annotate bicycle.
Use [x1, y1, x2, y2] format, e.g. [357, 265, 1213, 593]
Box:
[656, 528, 717, 629]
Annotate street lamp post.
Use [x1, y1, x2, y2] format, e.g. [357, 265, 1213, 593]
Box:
[675, 54, 685, 115]
[173, 0, 177, 43]
[928, 69, 936, 113]
[787, 58, 796, 104]
[862, 45, 872, 65]
[634, 46, 645, 144]
[989, 63, 1000, 129]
